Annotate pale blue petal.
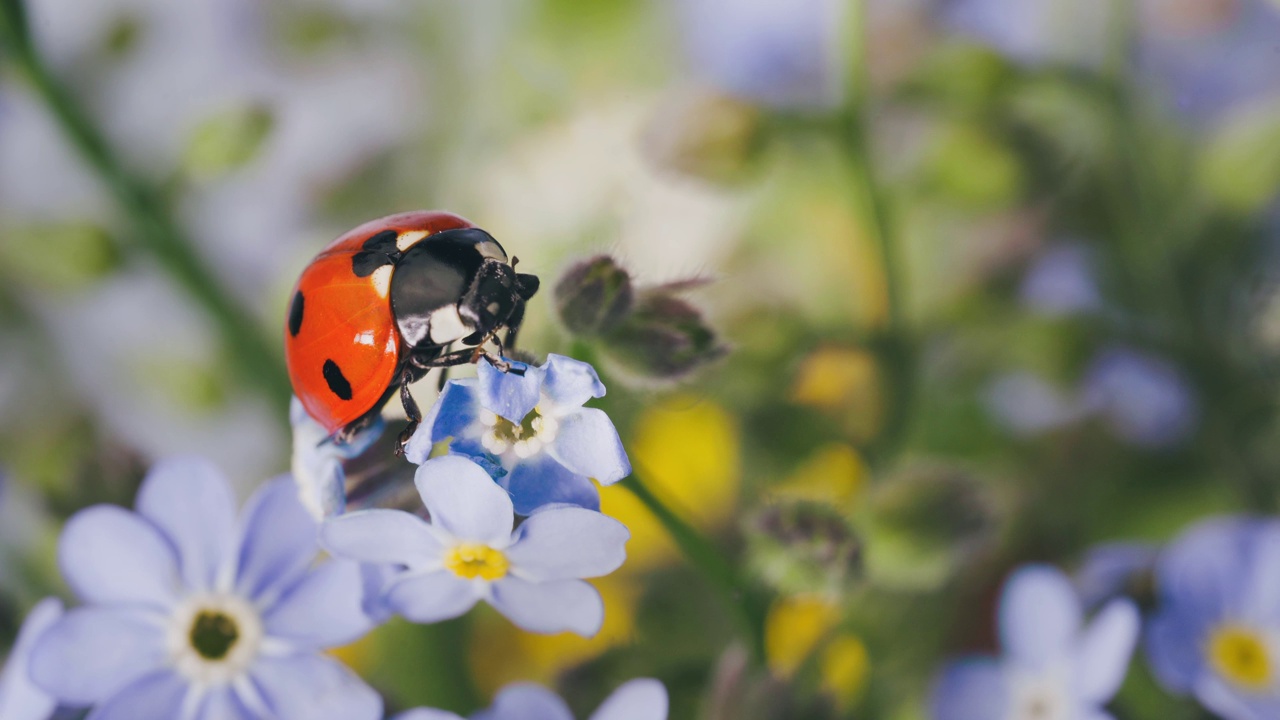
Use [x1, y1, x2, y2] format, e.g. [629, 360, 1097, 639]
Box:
[1154, 517, 1253, 623]
[929, 658, 1008, 720]
[541, 354, 605, 408]
[1075, 542, 1158, 610]
[385, 571, 480, 624]
[264, 560, 373, 649]
[290, 397, 387, 520]
[478, 360, 543, 423]
[59, 505, 180, 608]
[415, 456, 513, 545]
[423, 379, 481, 444]
[29, 607, 165, 705]
[252, 654, 382, 720]
[507, 507, 629, 581]
[474, 683, 572, 720]
[1144, 606, 1208, 693]
[195, 687, 255, 720]
[321, 509, 444, 568]
[235, 477, 319, 605]
[589, 679, 668, 720]
[394, 710, 465, 720]
[84, 670, 187, 720]
[547, 408, 631, 485]
[1074, 598, 1139, 703]
[505, 455, 599, 516]
[360, 563, 399, 623]
[449, 440, 508, 480]
[135, 456, 238, 593]
[1195, 673, 1278, 720]
[999, 565, 1082, 668]
[488, 578, 603, 636]
[0, 598, 62, 720]
[1243, 521, 1280, 623]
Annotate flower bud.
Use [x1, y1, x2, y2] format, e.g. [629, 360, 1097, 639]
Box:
[553, 255, 634, 336]
[601, 292, 728, 382]
[747, 499, 861, 597]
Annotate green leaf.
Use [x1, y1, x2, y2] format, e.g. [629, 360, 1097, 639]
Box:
[182, 104, 275, 179]
[0, 222, 121, 290]
[1201, 101, 1280, 214]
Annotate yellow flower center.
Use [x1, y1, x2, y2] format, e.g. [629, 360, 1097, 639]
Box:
[1209, 625, 1273, 691]
[444, 543, 510, 581]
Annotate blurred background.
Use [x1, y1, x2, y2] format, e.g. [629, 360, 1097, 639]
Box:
[3, 0, 1280, 717]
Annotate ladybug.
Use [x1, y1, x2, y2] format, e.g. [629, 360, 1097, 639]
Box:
[285, 210, 539, 451]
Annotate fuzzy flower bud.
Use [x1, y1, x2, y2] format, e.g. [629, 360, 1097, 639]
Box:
[554, 255, 635, 337]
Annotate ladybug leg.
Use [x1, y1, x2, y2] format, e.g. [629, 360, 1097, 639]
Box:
[394, 368, 422, 456]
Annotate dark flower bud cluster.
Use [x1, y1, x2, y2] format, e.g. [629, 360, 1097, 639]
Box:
[554, 255, 728, 383]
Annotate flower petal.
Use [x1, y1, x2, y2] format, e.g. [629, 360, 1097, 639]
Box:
[29, 607, 165, 705]
[478, 359, 543, 423]
[999, 565, 1082, 668]
[384, 571, 480, 624]
[135, 456, 238, 593]
[59, 505, 180, 608]
[195, 687, 255, 720]
[0, 598, 62, 720]
[252, 654, 382, 720]
[547, 408, 631, 485]
[419, 379, 480, 446]
[394, 711, 466, 720]
[264, 560, 373, 649]
[235, 477, 319, 605]
[321, 509, 444, 568]
[589, 679, 669, 720]
[1143, 606, 1207, 693]
[504, 454, 600, 515]
[415, 456, 513, 545]
[291, 397, 386, 521]
[488, 578, 603, 636]
[1242, 520, 1280, 622]
[1074, 598, 1140, 703]
[541, 354, 606, 409]
[507, 507, 629, 581]
[929, 658, 1008, 720]
[1155, 517, 1255, 622]
[84, 670, 188, 720]
[473, 683, 573, 720]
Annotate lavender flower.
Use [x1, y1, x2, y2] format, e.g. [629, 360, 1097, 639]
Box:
[395, 678, 667, 720]
[0, 598, 63, 720]
[29, 457, 381, 720]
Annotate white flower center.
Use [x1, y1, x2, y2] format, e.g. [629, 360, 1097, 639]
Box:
[167, 593, 263, 687]
[1006, 674, 1069, 720]
[479, 403, 559, 460]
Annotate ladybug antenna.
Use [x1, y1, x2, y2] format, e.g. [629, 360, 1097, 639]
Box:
[510, 256, 520, 269]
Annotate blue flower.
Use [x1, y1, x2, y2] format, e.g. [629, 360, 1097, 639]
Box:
[0, 598, 63, 720]
[1075, 542, 1159, 610]
[322, 455, 630, 637]
[673, 0, 848, 109]
[1080, 347, 1198, 448]
[290, 396, 386, 520]
[405, 354, 631, 515]
[931, 565, 1139, 720]
[1146, 517, 1280, 719]
[29, 457, 381, 720]
[394, 678, 668, 720]
[1019, 243, 1102, 317]
[939, 0, 1114, 68]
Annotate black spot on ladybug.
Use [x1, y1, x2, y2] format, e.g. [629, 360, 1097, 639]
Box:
[322, 359, 353, 401]
[288, 291, 305, 337]
[352, 251, 395, 278]
[352, 230, 401, 277]
[362, 230, 399, 253]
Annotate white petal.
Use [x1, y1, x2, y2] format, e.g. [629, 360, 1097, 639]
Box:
[589, 679, 669, 720]
[1074, 598, 1139, 703]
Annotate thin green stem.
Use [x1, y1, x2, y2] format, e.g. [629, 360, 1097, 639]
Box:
[618, 473, 770, 664]
[1, 13, 292, 411]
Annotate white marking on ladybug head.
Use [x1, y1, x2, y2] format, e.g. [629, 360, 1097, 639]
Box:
[396, 230, 431, 252]
[428, 306, 473, 345]
[370, 265, 393, 298]
[476, 240, 507, 262]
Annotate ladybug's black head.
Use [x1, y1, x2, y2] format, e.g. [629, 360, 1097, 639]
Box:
[457, 258, 539, 347]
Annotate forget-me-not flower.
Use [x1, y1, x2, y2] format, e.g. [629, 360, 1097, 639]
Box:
[1146, 517, 1280, 719]
[0, 598, 63, 720]
[1075, 542, 1159, 610]
[322, 455, 630, 637]
[1081, 346, 1198, 448]
[394, 678, 668, 720]
[290, 395, 386, 520]
[931, 564, 1139, 720]
[29, 457, 381, 720]
[405, 354, 631, 515]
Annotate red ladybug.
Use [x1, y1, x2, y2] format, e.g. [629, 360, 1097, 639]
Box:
[285, 210, 539, 451]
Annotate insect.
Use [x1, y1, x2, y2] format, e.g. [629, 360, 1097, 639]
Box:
[284, 210, 539, 452]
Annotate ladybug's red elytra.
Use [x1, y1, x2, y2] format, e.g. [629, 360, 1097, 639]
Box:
[284, 210, 539, 452]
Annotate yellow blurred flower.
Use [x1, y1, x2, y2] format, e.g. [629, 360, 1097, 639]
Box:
[769, 443, 866, 508]
[601, 394, 741, 570]
[765, 595, 869, 709]
[791, 346, 883, 442]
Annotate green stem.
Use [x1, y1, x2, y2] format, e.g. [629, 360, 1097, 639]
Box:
[618, 474, 770, 664]
[1, 13, 292, 410]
